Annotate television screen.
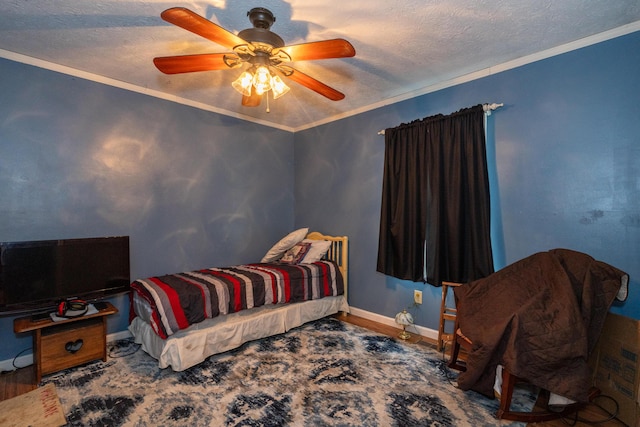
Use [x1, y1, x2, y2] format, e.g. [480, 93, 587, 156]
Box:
[0, 236, 130, 316]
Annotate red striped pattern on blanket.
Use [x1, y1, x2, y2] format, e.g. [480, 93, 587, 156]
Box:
[129, 261, 344, 339]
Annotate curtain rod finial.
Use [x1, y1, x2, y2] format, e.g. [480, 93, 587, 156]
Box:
[483, 103, 504, 115]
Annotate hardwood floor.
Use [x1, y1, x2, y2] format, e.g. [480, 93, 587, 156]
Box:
[0, 364, 36, 402]
[0, 313, 627, 426]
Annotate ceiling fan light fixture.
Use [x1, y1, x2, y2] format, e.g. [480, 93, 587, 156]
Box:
[232, 65, 289, 99]
[252, 65, 272, 95]
[232, 70, 254, 96]
[271, 74, 290, 99]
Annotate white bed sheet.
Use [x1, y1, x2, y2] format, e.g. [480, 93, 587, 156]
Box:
[129, 295, 349, 371]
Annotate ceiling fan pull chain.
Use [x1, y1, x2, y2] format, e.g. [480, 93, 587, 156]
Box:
[266, 92, 270, 113]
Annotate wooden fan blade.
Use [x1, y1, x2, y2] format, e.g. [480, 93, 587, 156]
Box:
[284, 68, 345, 101]
[274, 39, 355, 61]
[161, 7, 247, 49]
[242, 91, 262, 107]
[153, 54, 230, 74]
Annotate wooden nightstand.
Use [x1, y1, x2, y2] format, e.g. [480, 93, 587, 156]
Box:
[14, 302, 118, 383]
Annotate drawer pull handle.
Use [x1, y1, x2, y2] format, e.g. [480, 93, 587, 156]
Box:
[65, 339, 84, 354]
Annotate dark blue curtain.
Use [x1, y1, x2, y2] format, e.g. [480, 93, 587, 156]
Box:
[376, 104, 494, 285]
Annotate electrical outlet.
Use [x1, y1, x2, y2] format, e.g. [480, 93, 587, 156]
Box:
[414, 290, 423, 305]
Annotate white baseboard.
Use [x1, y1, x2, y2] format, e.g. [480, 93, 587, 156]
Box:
[0, 329, 133, 373]
[0, 353, 33, 373]
[348, 306, 439, 342]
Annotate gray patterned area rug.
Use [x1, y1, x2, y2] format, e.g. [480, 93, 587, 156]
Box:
[42, 317, 535, 426]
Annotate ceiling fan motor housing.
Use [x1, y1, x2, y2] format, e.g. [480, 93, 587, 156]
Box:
[247, 8, 275, 29]
[238, 8, 284, 49]
[237, 28, 285, 49]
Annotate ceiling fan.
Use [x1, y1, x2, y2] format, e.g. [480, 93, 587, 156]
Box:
[153, 7, 356, 107]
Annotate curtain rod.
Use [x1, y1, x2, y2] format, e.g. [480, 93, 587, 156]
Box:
[377, 103, 504, 135]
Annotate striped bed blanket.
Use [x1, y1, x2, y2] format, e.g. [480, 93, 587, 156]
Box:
[130, 261, 344, 339]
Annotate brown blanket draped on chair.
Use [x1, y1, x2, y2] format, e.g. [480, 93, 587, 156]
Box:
[453, 248, 628, 403]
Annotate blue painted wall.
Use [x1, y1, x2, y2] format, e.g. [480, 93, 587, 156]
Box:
[294, 30, 640, 329]
[0, 59, 294, 361]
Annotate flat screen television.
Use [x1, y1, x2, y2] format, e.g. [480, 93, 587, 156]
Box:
[0, 236, 130, 316]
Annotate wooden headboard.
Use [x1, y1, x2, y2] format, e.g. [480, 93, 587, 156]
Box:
[306, 232, 348, 298]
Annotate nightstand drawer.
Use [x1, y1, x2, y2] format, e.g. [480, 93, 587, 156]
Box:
[40, 318, 105, 375]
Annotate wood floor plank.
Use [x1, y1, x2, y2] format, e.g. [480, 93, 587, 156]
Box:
[0, 365, 36, 401]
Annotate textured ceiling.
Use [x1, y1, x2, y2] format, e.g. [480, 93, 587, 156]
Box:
[1, 0, 640, 132]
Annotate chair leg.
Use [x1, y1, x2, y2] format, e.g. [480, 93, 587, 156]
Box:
[437, 284, 449, 352]
[496, 367, 517, 419]
[495, 367, 597, 423]
[447, 333, 466, 371]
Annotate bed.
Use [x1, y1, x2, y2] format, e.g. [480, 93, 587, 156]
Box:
[128, 230, 349, 371]
[451, 248, 628, 413]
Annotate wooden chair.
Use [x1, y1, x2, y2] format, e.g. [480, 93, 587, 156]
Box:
[437, 281, 462, 352]
[448, 320, 598, 422]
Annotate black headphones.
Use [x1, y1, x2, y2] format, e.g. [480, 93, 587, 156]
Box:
[57, 298, 88, 318]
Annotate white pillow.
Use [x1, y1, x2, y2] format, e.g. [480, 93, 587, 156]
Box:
[260, 227, 309, 262]
[300, 239, 332, 263]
